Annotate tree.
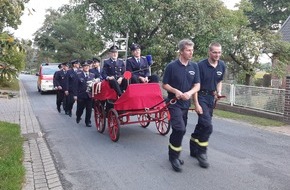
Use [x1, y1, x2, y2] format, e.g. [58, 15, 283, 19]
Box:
[242, 0, 290, 85]
[0, 0, 30, 84]
[0, 0, 29, 31]
[245, 0, 290, 30]
[262, 30, 290, 79]
[0, 32, 26, 83]
[34, 5, 104, 63]
[83, 0, 234, 73]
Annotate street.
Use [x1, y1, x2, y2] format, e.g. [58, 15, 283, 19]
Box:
[21, 74, 290, 190]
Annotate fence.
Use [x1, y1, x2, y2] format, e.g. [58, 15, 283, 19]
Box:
[220, 83, 285, 115]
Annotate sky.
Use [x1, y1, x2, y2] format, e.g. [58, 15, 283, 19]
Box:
[11, 0, 240, 41]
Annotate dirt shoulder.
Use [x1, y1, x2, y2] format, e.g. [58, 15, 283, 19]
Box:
[262, 126, 290, 136]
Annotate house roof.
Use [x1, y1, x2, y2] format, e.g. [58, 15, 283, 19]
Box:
[280, 15, 290, 42]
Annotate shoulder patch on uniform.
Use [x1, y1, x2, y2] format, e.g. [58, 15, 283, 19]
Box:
[217, 71, 223, 76]
[189, 71, 195, 75]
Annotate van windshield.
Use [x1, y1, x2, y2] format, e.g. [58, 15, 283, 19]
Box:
[42, 66, 59, 75]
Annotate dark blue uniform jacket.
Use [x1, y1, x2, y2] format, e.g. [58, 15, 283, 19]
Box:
[102, 58, 125, 80]
[126, 56, 150, 78]
[53, 70, 67, 90]
[73, 71, 95, 99]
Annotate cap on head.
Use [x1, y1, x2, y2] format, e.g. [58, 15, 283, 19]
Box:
[130, 43, 141, 51]
[82, 62, 90, 67]
[92, 57, 100, 63]
[86, 59, 93, 65]
[61, 62, 68, 67]
[109, 45, 119, 52]
[71, 59, 80, 65]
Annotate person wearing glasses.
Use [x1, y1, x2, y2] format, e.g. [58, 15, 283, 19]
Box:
[162, 39, 200, 172]
[190, 42, 226, 168]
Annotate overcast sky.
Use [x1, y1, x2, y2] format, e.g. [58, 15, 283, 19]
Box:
[11, 0, 240, 41]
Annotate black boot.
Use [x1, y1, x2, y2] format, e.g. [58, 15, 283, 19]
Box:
[169, 157, 183, 172]
[190, 138, 199, 158]
[196, 153, 209, 168]
[76, 117, 81, 124]
[168, 145, 183, 172]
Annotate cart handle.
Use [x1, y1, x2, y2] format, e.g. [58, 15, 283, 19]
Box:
[169, 98, 177, 104]
[214, 95, 226, 109]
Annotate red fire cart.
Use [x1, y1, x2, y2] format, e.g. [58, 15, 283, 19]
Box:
[92, 81, 172, 142]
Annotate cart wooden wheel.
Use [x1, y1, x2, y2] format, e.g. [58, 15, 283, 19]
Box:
[155, 110, 170, 135]
[107, 109, 120, 142]
[94, 100, 106, 133]
[138, 114, 150, 128]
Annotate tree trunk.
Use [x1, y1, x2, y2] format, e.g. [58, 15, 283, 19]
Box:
[245, 73, 251, 85]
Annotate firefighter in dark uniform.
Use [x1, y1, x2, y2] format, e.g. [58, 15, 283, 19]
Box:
[53, 62, 69, 113]
[126, 43, 159, 83]
[73, 61, 95, 127]
[190, 42, 226, 168]
[102, 45, 127, 97]
[89, 57, 103, 80]
[64, 59, 80, 117]
[162, 39, 200, 172]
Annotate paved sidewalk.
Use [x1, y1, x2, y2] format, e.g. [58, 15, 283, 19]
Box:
[0, 81, 63, 190]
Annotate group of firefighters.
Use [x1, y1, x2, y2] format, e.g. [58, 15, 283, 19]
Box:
[53, 43, 158, 127]
[52, 39, 226, 173]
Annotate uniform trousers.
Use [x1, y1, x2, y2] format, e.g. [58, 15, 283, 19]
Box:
[190, 94, 214, 155]
[56, 90, 66, 111]
[168, 105, 188, 159]
[130, 74, 159, 84]
[66, 92, 75, 114]
[76, 98, 93, 125]
[108, 78, 128, 96]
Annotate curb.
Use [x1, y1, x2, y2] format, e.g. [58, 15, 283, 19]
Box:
[1, 80, 64, 190]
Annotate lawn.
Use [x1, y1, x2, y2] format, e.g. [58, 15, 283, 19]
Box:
[0, 121, 25, 190]
[214, 109, 286, 127]
[0, 78, 19, 91]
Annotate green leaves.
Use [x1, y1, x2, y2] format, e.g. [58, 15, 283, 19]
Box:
[0, 0, 26, 31]
[34, 5, 104, 62]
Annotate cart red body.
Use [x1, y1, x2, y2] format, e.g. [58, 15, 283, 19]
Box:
[92, 81, 171, 142]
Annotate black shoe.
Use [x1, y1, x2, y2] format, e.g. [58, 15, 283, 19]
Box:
[107, 99, 117, 104]
[169, 158, 183, 172]
[76, 118, 81, 124]
[86, 123, 92, 127]
[196, 153, 209, 168]
[57, 107, 61, 113]
[68, 111, 72, 117]
[65, 111, 69, 115]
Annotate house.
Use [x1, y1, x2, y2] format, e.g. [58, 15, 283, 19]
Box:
[280, 16, 290, 42]
[272, 15, 290, 88]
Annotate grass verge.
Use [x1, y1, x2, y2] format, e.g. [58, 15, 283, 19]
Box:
[0, 121, 25, 190]
[0, 78, 19, 91]
[214, 109, 286, 127]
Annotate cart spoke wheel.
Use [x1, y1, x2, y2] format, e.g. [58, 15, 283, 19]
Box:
[138, 114, 151, 128]
[94, 101, 106, 133]
[155, 110, 170, 135]
[108, 109, 120, 142]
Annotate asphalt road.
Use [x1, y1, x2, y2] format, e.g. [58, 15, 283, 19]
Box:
[22, 74, 290, 190]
